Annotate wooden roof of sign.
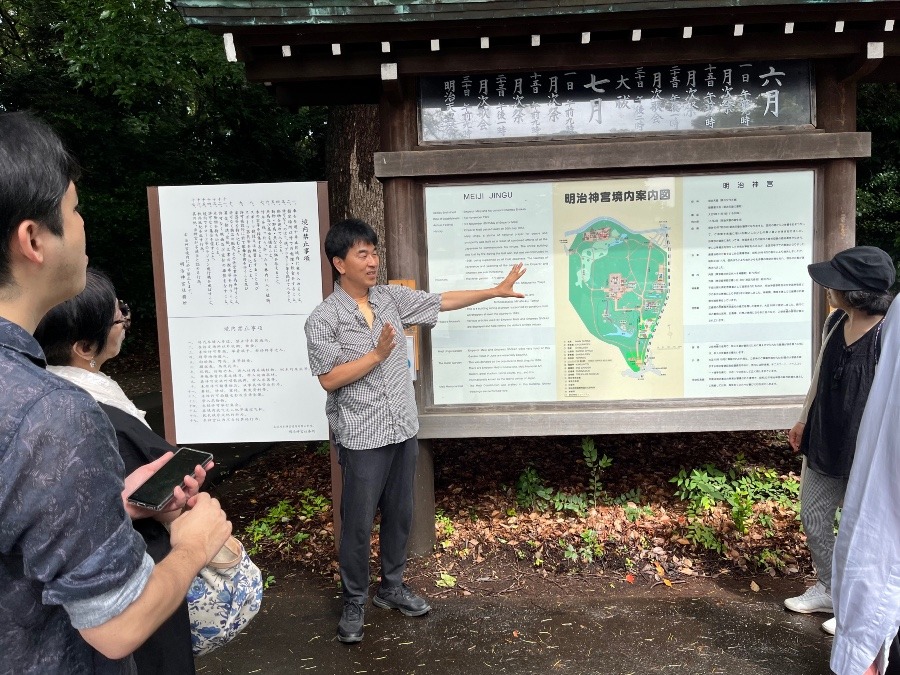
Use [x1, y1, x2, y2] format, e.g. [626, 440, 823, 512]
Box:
[174, 0, 900, 103]
[176, 1, 891, 28]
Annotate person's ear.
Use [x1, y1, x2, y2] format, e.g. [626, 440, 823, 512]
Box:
[72, 340, 98, 362]
[12, 220, 46, 265]
[333, 256, 346, 275]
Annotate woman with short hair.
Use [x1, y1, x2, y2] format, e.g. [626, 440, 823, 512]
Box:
[35, 268, 200, 674]
[785, 246, 896, 637]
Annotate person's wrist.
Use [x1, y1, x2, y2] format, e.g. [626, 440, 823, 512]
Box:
[170, 541, 209, 573]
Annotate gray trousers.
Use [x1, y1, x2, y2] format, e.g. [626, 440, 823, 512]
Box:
[799, 459, 848, 591]
[337, 437, 418, 604]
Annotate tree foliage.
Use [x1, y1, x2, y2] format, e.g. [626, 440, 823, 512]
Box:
[0, 0, 326, 356]
[857, 83, 900, 268]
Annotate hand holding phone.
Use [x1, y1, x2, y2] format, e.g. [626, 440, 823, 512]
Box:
[126, 447, 214, 511]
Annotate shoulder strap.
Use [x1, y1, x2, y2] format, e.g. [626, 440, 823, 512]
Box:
[875, 318, 884, 365]
[824, 309, 845, 335]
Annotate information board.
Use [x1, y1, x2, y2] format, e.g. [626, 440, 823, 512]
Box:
[426, 170, 814, 405]
[420, 60, 813, 142]
[150, 182, 328, 443]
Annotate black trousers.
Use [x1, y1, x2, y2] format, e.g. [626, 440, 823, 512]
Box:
[887, 631, 900, 675]
[337, 437, 418, 604]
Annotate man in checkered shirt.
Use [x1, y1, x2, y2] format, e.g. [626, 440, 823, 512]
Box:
[305, 218, 525, 644]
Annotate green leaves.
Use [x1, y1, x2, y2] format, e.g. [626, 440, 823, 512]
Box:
[0, 0, 326, 331]
[858, 83, 900, 268]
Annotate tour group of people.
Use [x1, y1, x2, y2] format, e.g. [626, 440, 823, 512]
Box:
[2, 110, 900, 674]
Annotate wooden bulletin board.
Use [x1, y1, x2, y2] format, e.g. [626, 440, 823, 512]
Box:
[411, 166, 824, 438]
[148, 181, 331, 444]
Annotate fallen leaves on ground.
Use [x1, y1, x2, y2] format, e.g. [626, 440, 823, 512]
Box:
[212, 431, 811, 596]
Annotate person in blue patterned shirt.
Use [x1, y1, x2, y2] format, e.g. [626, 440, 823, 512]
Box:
[305, 218, 525, 644]
[0, 112, 232, 673]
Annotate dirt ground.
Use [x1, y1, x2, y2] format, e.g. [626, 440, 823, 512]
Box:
[117, 368, 816, 618]
[207, 428, 810, 599]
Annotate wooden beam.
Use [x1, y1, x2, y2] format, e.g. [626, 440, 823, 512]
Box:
[244, 32, 897, 83]
[373, 131, 870, 178]
[417, 400, 804, 438]
[817, 62, 857, 259]
[840, 42, 885, 83]
[381, 63, 402, 105]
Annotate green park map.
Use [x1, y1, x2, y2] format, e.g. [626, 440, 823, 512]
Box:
[567, 218, 670, 374]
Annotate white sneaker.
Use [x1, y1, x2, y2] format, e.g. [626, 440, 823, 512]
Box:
[822, 617, 836, 635]
[784, 581, 833, 613]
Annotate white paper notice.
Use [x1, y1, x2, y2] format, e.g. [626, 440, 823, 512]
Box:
[681, 171, 813, 398]
[157, 182, 327, 442]
[426, 183, 557, 404]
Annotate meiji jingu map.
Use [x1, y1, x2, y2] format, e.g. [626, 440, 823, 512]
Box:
[566, 217, 670, 375]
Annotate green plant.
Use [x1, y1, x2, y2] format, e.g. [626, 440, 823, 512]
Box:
[245, 519, 275, 555]
[582, 437, 613, 507]
[755, 548, 786, 573]
[516, 466, 553, 510]
[558, 531, 604, 565]
[579, 529, 604, 563]
[264, 574, 276, 589]
[268, 499, 297, 521]
[552, 490, 588, 517]
[297, 489, 330, 519]
[559, 539, 579, 563]
[242, 492, 327, 555]
[686, 521, 725, 554]
[671, 461, 800, 552]
[435, 510, 456, 538]
[623, 503, 654, 522]
[613, 488, 643, 506]
[313, 441, 331, 457]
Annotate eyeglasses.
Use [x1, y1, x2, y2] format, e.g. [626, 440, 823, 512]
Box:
[113, 300, 131, 330]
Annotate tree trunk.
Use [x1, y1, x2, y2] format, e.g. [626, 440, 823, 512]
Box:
[325, 104, 386, 283]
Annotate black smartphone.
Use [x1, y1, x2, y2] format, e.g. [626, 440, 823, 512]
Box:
[126, 447, 214, 511]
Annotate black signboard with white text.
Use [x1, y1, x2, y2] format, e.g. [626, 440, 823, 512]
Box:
[419, 60, 813, 142]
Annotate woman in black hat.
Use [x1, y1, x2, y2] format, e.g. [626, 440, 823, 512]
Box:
[784, 246, 895, 636]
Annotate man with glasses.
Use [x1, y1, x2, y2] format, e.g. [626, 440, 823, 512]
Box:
[0, 111, 232, 672]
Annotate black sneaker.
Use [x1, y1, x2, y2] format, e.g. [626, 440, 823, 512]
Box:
[337, 601, 365, 643]
[372, 583, 432, 617]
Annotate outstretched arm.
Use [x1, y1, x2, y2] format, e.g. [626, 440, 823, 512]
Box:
[440, 263, 526, 312]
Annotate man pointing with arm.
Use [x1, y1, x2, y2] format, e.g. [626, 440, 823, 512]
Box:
[305, 217, 525, 644]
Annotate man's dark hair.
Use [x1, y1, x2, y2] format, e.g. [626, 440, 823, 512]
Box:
[34, 268, 117, 366]
[0, 112, 81, 286]
[843, 289, 896, 316]
[323, 218, 378, 273]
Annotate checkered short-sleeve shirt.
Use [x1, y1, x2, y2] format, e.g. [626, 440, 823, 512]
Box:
[305, 283, 441, 450]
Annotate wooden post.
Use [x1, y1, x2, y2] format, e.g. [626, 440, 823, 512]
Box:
[817, 61, 858, 259]
[380, 78, 436, 556]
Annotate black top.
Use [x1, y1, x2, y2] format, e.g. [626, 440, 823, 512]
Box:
[99, 404, 196, 675]
[801, 314, 883, 478]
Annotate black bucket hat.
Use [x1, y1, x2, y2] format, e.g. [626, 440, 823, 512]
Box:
[807, 246, 895, 292]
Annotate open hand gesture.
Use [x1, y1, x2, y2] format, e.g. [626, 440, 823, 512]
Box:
[494, 263, 526, 298]
[374, 323, 398, 362]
